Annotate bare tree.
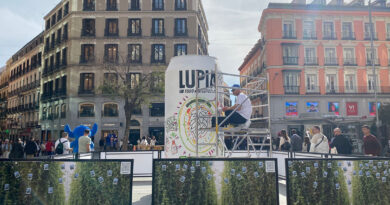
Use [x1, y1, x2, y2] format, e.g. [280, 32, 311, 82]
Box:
[99, 54, 164, 150]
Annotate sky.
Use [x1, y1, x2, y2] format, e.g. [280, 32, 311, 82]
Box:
[0, 0, 358, 84]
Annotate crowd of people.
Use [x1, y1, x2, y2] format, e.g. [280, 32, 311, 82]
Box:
[0, 136, 60, 159]
[277, 125, 382, 156]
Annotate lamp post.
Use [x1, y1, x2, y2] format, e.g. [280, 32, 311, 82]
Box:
[368, 0, 380, 127]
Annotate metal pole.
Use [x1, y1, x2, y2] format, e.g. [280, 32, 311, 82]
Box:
[368, 0, 380, 127]
[195, 70, 199, 157]
[267, 73, 272, 157]
[215, 68, 219, 157]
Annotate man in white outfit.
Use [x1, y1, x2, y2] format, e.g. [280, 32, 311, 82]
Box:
[309, 126, 329, 153]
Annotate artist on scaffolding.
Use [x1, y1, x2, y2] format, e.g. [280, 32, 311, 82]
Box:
[212, 84, 252, 128]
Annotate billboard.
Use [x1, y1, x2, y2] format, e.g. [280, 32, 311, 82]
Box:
[164, 55, 224, 157]
[346, 102, 358, 116]
[306, 102, 319, 113]
[0, 159, 133, 205]
[286, 102, 298, 116]
[286, 158, 390, 205]
[328, 102, 340, 115]
[153, 158, 279, 205]
[368, 102, 380, 116]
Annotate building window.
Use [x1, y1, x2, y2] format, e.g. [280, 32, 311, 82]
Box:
[54, 105, 59, 119]
[79, 73, 94, 94]
[83, 0, 95, 11]
[128, 19, 141, 36]
[127, 73, 140, 88]
[343, 48, 356, 65]
[326, 74, 337, 93]
[151, 44, 165, 63]
[366, 48, 378, 65]
[324, 48, 337, 65]
[56, 29, 62, 44]
[79, 103, 95, 117]
[150, 103, 164, 117]
[105, 19, 119, 36]
[387, 23, 390, 40]
[153, 0, 164, 10]
[323, 22, 335, 39]
[342, 22, 354, 40]
[64, 2, 69, 15]
[283, 71, 300, 94]
[106, 0, 117, 11]
[42, 108, 47, 120]
[63, 24, 68, 40]
[364, 22, 377, 40]
[129, 0, 140, 10]
[62, 48, 67, 66]
[46, 19, 50, 30]
[345, 74, 356, 92]
[304, 47, 317, 65]
[282, 44, 298, 65]
[128, 44, 142, 63]
[283, 20, 295, 39]
[303, 21, 316, 39]
[51, 33, 55, 48]
[306, 74, 318, 93]
[368, 74, 378, 91]
[152, 19, 164, 36]
[175, 0, 186, 10]
[104, 44, 118, 63]
[174, 44, 187, 56]
[61, 104, 66, 118]
[103, 103, 119, 117]
[57, 9, 62, 21]
[80, 44, 95, 63]
[175, 18, 187, 36]
[51, 14, 56, 26]
[82, 19, 95, 36]
[55, 52, 61, 68]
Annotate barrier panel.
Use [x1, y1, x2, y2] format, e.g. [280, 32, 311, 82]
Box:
[152, 158, 279, 205]
[0, 159, 134, 205]
[286, 158, 390, 205]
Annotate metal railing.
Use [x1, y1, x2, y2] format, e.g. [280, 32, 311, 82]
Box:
[283, 56, 299, 65]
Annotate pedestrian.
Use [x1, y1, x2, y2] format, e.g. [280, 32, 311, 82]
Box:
[55, 132, 72, 155]
[34, 140, 40, 157]
[106, 133, 112, 151]
[9, 138, 24, 159]
[361, 125, 381, 156]
[290, 129, 303, 152]
[45, 139, 55, 156]
[40, 141, 46, 155]
[302, 137, 311, 152]
[309, 126, 329, 153]
[24, 137, 38, 159]
[119, 139, 123, 151]
[1, 139, 11, 158]
[329, 128, 353, 154]
[150, 136, 157, 147]
[78, 129, 92, 153]
[99, 137, 105, 151]
[279, 130, 291, 151]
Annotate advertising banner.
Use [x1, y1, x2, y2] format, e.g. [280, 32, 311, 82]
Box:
[153, 158, 279, 205]
[306, 102, 319, 113]
[286, 102, 298, 116]
[0, 159, 133, 205]
[328, 102, 340, 115]
[164, 55, 223, 158]
[346, 102, 358, 116]
[286, 158, 390, 205]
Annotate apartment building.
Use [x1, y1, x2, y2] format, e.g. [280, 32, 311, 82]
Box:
[40, 0, 208, 143]
[242, 0, 390, 153]
[0, 66, 8, 136]
[5, 33, 43, 140]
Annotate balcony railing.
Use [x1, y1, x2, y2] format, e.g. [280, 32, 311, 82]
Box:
[306, 86, 320, 94]
[342, 32, 355, 40]
[78, 86, 95, 95]
[343, 58, 357, 66]
[324, 57, 338, 66]
[127, 54, 142, 64]
[81, 30, 96, 37]
[387, 33, 390, 41]
[284, 86, 300, 94]
[151, 28, 165, 36]
[174, 28, 188, 37]
[283, 30, 296, 39]
[79, 111, 95, 117]
[80, 55, 95, 64]
[303, 31, 316, 39]
[128, 28, 142, 36]
[104, 29, 119, 37]
[323, 32, 337, 40]
[304, 57, 318, 65]
[366, 58, 380, 66]
[104, 55, 119, 64]
[326, 87, 338, 94]
[364, 32, 378, 40]
[283, 56, 299, 65]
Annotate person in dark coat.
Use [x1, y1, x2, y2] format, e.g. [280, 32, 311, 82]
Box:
[9, 138, 25, 159]
[24, 137, 38, 158]
[290, 129, 303, 152]
[329, 128, 352, 154]
[362, 125, 381, 156]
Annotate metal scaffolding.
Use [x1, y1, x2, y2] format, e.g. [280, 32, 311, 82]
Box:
[194, 70, 272, 157]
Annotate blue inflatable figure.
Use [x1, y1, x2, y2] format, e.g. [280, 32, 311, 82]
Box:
[64, 123, 98, 153]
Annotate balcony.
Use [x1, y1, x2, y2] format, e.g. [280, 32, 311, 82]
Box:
[342, 32, 355, 40]
[324, 58, 338, 66]
[83, 4, 95, 11]
[128, 28, 142, 37]
[104, 29, 119, 37]
[283, 56, 298, 65]
[326, 87, 338, 94]
[79, 111, 95, 118]
[364, 32, 378, 40]
[304, 57, 318, 65]
[306, 86, 320, 94]
[283, 31, 296, 39]
[80, 55, 95, 64]
[127, 54, 142, 64]
[343, 58, 357, 66]
[104, 55, 119, 64]
[303, 31, 316, 39]
[323, 32, 337, 40]
[78, 87, 95, 96]
[284, 86, 300, 94]
[81, 30, 95, 37]
[151, 28, 165, 37]
[174, 28, 188, 37]
[366, 58, 380, 66]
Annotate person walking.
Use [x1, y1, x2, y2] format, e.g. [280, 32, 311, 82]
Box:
[329, 128, 353, 154]
[302, 137, 311, 152]
[24, 137, 38, 159]
[362, 125, 381, 156]
[279, 130, 291, 151]
[1, 139, 11, 158]
[99, 137, 105, 151]
[9, 138, 24, 159]
[78, 129, 92, 153]
[45, 140, 55, 156]
[55, 132, 71, 155]
[290, 129, 303, 152]
[309, 126, 329, 153]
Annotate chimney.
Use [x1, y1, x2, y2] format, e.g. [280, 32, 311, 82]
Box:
[291, 0, 306, 4]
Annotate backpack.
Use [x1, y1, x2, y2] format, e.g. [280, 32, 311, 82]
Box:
[55, 139, 67, 155]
